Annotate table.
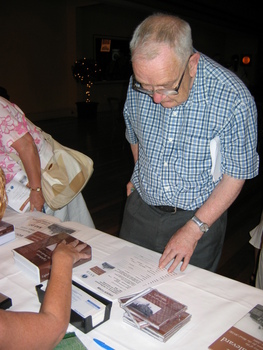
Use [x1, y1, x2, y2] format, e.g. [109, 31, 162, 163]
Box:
[1, 208, 263, 350]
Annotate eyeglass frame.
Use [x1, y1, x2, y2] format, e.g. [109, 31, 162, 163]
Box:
[132, 55, 192, 96]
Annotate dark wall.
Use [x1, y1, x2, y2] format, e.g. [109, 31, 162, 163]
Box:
[0, 0, 261, 120]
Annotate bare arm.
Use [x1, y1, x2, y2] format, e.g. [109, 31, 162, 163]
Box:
[11, 132, 45, 211]
[159, 174, 245, 272]
[0, 240, 91, 350]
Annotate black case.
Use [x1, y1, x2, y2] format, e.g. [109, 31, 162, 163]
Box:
[36, 280, 112, 333]
[0, 292, 12, 310]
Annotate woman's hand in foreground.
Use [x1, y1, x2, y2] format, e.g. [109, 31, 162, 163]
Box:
[52, 239, 91, 265]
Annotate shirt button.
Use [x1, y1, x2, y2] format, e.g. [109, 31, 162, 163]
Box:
[164, 186, 169, 191]
[164, 162, 168, 167]
[168, 138, 173, 143]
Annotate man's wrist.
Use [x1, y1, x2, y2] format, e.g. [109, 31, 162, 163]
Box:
[190, 215, 209, 233]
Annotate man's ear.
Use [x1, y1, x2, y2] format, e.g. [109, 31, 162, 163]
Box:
[188, 52, 200, 78]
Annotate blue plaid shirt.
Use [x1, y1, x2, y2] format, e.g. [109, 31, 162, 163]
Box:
[124, 53, 259, 210]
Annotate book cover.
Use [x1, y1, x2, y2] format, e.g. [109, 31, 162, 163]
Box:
[209, 304, 263, 350]
[123, 288, 187, 330]
[13, 232, 92, 282]
[0, 220, 15, 245]
[26, 231, 50, 242]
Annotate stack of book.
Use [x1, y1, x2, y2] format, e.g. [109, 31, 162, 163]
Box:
[0, 221, 15, 246]
[119, 288, 191, 342]
[12, 231, 92, 283]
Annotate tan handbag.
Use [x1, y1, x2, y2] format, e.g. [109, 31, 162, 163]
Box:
[41, 132, 93, 210]
[10, 122, 94, 211]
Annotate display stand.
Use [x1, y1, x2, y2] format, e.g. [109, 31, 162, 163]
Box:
[36, 280, 112, 333]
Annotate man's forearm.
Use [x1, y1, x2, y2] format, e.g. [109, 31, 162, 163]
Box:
[159, 174, 245, 272]
[193, 174, 245, 228]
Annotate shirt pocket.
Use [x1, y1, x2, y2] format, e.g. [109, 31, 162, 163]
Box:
[177, 135, 211, 182]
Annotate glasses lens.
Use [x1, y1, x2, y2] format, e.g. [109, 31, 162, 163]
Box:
[132, 78, 179, 95]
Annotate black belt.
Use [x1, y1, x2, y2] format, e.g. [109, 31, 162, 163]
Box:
[154, 205, 184, 213]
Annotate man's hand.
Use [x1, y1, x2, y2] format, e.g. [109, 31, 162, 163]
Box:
[159, 220, 203, 272]
[126, 181, 135, 196]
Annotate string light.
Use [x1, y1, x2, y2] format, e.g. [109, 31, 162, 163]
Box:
[72, 58, 102, 103]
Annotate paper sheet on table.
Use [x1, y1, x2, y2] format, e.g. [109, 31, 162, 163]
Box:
[210, 136, 222, 182]
[14, 216, 82, 238]
[3, 208, 94, 240]
[74, 246, 184, 301]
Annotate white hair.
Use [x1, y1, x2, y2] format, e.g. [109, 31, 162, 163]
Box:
[130, 13, 193, 64]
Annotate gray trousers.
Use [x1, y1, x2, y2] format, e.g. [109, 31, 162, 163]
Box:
[119, 190, 227, 272]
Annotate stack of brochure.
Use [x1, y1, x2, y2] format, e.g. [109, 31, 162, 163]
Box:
[119, 288, 191, 342]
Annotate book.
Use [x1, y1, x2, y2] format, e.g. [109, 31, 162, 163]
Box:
[0, 220, 15, 245]
[12, 232, 92, 283]
[120, 288, 187, 330]
[26, 231, 51, 242]
[209, 304, 263, 350]
[119, 288, 191, 342]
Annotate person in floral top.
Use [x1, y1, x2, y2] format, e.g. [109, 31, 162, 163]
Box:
[0, 96, 94, 227]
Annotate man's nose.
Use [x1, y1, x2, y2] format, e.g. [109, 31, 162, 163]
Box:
[152, 91, 166, 104]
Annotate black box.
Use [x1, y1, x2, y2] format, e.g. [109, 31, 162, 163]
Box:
[36, 280, 112, 333]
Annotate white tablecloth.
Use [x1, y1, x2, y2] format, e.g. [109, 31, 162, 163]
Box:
[1, 208, 263, 350]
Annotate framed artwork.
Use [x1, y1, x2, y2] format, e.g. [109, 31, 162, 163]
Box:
[94, 36, 132, 81]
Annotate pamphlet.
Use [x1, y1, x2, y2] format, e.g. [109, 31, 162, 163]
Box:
[74, 245, 184, 301]
[5, 170, 30, 213]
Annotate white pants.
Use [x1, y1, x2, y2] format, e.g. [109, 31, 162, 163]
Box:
[249, 210, 263, 290]
[257, 249, 263, 289]
[45, 193, 95, 228]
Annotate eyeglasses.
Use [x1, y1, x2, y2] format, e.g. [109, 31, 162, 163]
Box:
[132, 56, 191, 96]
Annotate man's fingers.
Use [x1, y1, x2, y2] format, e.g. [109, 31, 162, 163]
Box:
[159, 249, 174, 269]
[159, 247, 191, 272]
[179, 256, 190, 272]
[167, 254, 185, 273]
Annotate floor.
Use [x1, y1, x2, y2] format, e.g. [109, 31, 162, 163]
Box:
[36, 109, 263, 287]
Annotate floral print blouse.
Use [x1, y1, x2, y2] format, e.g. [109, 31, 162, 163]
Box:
[0, 97, 45, 183]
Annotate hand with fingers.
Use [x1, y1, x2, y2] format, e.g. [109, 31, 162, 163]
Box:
[53, 239, 91, 265]
[159, 221, 202, 272]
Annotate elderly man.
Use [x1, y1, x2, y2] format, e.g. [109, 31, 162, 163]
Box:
[119, 13, 259, 273]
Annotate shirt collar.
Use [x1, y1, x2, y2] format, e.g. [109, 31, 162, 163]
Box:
[185, 53, 209, 107]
